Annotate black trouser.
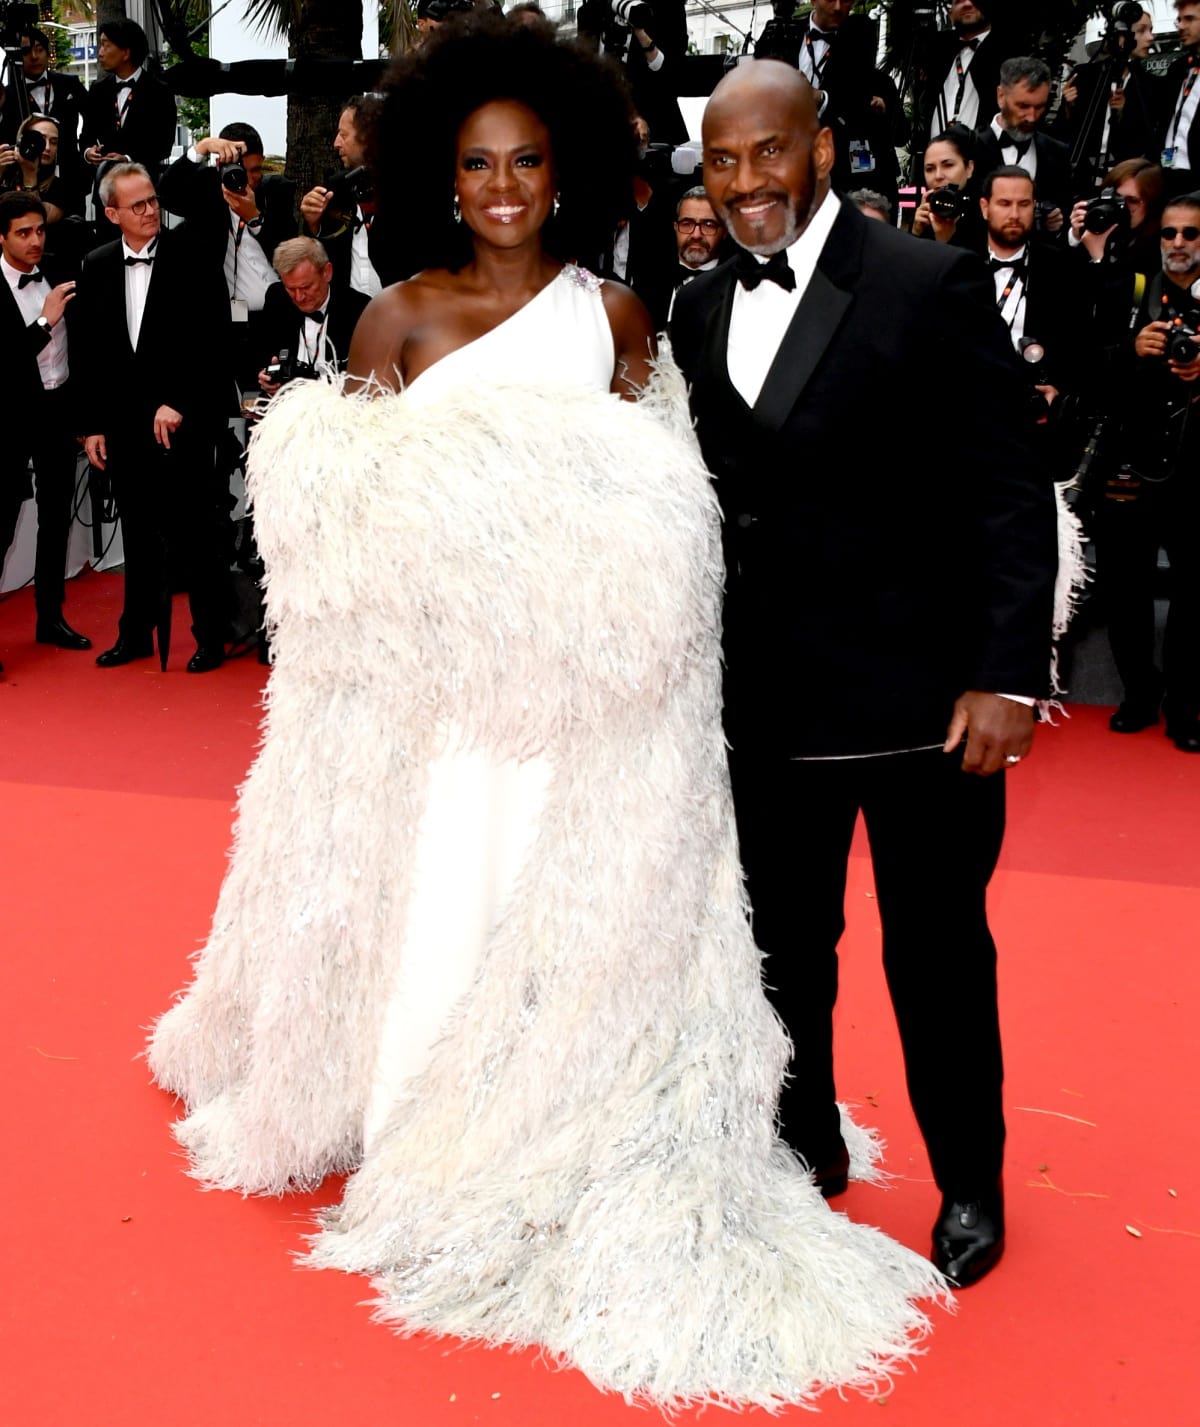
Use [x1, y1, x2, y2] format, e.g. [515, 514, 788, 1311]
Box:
[0, 386, 80, 621]
[1094, 478, 1200, 726]
[727, 743, 1008, 1200]
[107, 431, 232, 650]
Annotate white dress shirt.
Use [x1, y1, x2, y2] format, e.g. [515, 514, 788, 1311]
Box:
[726, 186, 840, 409]
[798, 27, 834, 88]
[1165, 63, 1200, 171]
[989, 242, 1027, 348]
[296, 301, 334, 371]
[121, 235, 156, 350]
[114, 67, 143, 130]
[990, 115, 1038, 180]
[350, 206, 382, 298]
[937, 29, 990, 132]
[224, 211, 275, 310]
[2, 255, 68, 387]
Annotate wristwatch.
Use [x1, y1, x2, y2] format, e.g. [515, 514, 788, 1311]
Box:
[34, 316, 51, 335]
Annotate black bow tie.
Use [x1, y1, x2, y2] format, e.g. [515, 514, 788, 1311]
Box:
[989, 257, 1015, 270]
[1005, 135, 1033, 159]
[811, 25, 836, 41]
[962, 38, 980, 53]
[18, 270, 45, 289]
[125, 253, 154, 267]
[304, 309, 327, 326]
[115, 77, 136, 88]
[734, 248, 796, 293]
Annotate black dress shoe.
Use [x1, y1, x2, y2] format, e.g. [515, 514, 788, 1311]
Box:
[1109, 697, 1161, 733]
[1166, 721, 1200, 753]
[186, 645, 225, 674]
[96, 637, 154, 668]
[802, 1143, 850, 1199]
[932, 1183, 1005, 1287]
[36, 617, 92, 651]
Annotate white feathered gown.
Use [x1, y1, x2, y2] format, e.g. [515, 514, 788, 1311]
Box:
[148, 269, 947, 1411]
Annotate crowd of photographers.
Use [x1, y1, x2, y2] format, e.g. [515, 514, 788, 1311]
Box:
[0, 2, 1197, 747]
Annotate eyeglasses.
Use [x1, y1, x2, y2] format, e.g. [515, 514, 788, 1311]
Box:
[1161, 225, 1200, 241]
[674, 217, 723, 234]
[114, 195, 161, 216]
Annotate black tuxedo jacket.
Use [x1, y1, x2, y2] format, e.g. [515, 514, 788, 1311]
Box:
[257, 281, 368, 374]
[80, 72, 177, 173]
[1, 70, 88, 196]
[970, 127, 1074, 218]
[669, 200, 1058, 759]
[598, 187, 679, 332]
[1156, 55, 1200, 172]
[1051, 59, 1157, 188]
[924, 27, 1018, 137]
[159, 158, 296, 270]
[796, 16, 899, 193]
[0, 258, 72, 478]
[72, 226, 232, 452]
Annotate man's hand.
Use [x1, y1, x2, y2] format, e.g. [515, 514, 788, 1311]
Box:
[300, 184, 332, 235]
[195, 136, 245, 166]
[1135, 319, 1170, 359]
[1168, 333, 1200, 382]
[153, 405, 184, 449]
[224, 186, 260, 224]
[257, 364, 281, 396]
[1043, 205, 1065, 235]
[0, 142, 17, 169]
[1034, 382, 1060, 406]
[85, 144, 126, 165]
[1061, 77, 1079, 113]
[41, 281, 76, 326]
[944, 692, 1035, 776]
[1109, 86, 1126, 113]
[83, 434, 107, 470]
[869, 95, 887, 115]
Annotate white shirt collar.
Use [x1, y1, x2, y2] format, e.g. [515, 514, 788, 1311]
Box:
[121, 235, 158, 261]
[768, 185, 841, 277]
[1, 254, 36, 289]
[988, 242, 1027, 264]
[116, 66, 143, 86]
[958, 26, 990, 49]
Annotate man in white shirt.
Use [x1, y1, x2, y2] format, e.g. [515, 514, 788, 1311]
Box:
[974, 56, 1072, 236]
[932, 0, 994, 134]
[1158, 0, 1200, 197]
[671, 60, 1057, 1290]
[0, 193, 90, 667]
[300, 98, 384, 299]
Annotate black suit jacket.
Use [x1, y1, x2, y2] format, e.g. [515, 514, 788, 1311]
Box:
[1, 70, 88, 198]
[0, 258, 72, 479]
[159, 157, 296, 271]
[797, 16, 899, 194]
[923, 27, 1018, 139]
[970, 127, 1074, 220]
[670, 199, 1058, 759]
[72, 226, 232, 453]
[1051, 58, 1157, 190]
[80, 72, 177, 174]
[257, 281, 368, 375]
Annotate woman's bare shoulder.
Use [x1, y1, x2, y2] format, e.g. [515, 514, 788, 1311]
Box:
[347, 270, 457, 390]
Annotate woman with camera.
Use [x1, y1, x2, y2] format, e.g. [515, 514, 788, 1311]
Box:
[0, 116, 73, 224]
[910, 126, 984, 249]
[148, 12, 943, 1413]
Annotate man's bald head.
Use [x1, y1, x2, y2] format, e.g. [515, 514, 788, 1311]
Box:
[701, 59, 834, 256]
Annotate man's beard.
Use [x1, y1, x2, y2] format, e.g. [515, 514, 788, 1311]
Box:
[1164, 250, 1200, 279]
[721, 162, 818, 257]
[682, 241, 713, 265]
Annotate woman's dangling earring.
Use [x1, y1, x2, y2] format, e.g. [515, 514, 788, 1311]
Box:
[452, 193, 462, 224]
[553, 194, 561, 218]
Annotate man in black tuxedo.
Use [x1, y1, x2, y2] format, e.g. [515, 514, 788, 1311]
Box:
[0, 26, 88, 209]
[923, 1, 1021, 141]
[0, 193, 91, 671]
[80, 20, 176, 191]
[670, 62, 1057, 1287]
[1156, 0, 1200, 198]
[787, 0, 900, 208]
[74, 164, 233, 673]
[972, 56, 1073, 236]
[255, 237, 368, 395]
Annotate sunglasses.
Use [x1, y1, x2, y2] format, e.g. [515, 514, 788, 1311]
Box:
[1161, 226, 1200, 241]
[674, 217, 723, 234]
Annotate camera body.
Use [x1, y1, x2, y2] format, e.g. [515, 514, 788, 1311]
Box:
[927, 183, 966, 223]
[1034, 200, 1058, 231]
[1084, 186, 1129, 235]
[265, 349, 319, 386]
[323, 165, 373, 214]
[16, 127, 47, 163]
[1166, 319, 1200, 365]
[220, 160, 249, 194]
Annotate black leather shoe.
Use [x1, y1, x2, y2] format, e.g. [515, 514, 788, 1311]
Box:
[95, 637, 154, 668]
[36, 617, 92, 651]
[932, 1183, 1005, 1287]
[186, 645, 225, 674]
[805, 1144, 850, 1199]
[1166, 721, 1200, 753]
[1109, 697, 1161, 733]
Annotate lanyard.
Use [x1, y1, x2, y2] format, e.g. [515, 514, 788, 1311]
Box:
[1168, 57, 1200, 149]
[996, 262, 1027, 332]
[951, 42, 978, 121]
[805, 31, 832, 86]
[232, 218, 246, 301]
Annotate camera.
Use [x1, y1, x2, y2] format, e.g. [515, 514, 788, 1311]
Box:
[639, 140, 701, 183]
[323, 164, 373, 213]
[265, 349, 319, 386]
[927, 184, 966, 222]
[220, 160, 249, 194]
[16, 127, 46, 163]
[1166, 319, 1200, 364]
[1084, 186, 1128, 234]
[612, 0, 654, 26]
[1034, 200, 1058, 231]
[1103, 2, 1145, 59]
[417, 0, 473, 19]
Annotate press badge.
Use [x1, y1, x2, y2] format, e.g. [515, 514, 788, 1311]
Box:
[848, 139, 875, 174]
[230, 299, 249, 323]
[1162, 146, 1176, 169]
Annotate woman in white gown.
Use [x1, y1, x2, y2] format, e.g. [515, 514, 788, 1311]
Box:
[148, 15, 947, 1410]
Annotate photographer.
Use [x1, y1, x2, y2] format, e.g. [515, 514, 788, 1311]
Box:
[925, 3, 1018, 139]
[1095, 195, 1200, 750]
[1156, 1, 1200, 199]
[1069, 156, 1164, 275]
[159, 123, 296, 388]
[973, 57, 1072, 240]
[0, 25, 88, 209]
[299, 96, 398, 297]
[0, 116, 73, 221]
[576, 0, 689, 145]
[911, 126, 984, 248]
[79, 20, 176, 178]
[1053, 3, 1156, 194]
[256, 237, 368, 397]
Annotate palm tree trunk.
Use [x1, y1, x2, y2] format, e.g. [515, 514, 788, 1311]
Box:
[286, 0, 365, 198]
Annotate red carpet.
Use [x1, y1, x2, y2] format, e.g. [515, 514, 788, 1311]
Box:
[2, 571, 1198, 1427]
